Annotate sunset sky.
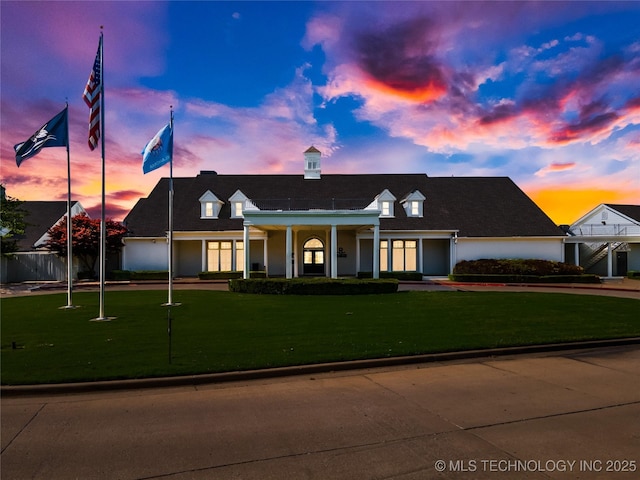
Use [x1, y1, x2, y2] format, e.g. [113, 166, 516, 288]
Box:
[1, 1, 639, 225]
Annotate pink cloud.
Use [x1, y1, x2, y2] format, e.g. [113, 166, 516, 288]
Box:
[535, 162, 577, 177]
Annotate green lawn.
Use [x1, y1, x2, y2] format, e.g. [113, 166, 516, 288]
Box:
[1, 290, 638, 385]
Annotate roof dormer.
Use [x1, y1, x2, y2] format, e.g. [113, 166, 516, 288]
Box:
[228, 190, 257, 218]
[367, 189, 397, 217]
[304, 146, 321, 179]
[199, 190, 224, 219]
[401, 190, 426, 218]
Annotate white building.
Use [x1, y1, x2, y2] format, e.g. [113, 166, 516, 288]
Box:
[122, 147, 566, 278]
[564, 204, 640, 277]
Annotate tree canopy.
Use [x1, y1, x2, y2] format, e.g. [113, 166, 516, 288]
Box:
[45, 213, 128, 276]
[0, 188, 28, 256]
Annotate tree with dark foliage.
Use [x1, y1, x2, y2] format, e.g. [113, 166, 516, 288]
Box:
[45, 213, 128, 278]
[0, 187, 28, 256]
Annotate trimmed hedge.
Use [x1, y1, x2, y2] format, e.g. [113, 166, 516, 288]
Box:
[628, 271, 640, 280]
[450, 259, 599, 284]
[228, 278, 399, 295]
[107, 270, 168, 281]
[198, 271, 267, 280]
[449, 273, 601, 284]
[357, 271, 423, 281]
[454, 259, 585, 276]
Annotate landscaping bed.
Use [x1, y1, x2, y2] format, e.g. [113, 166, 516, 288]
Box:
[450, 259, 599, 283]
[229, 277, 399, 294]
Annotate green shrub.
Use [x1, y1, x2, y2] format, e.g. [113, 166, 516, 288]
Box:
[628, 271, 640, 280]
[448, 273, 600, 284]
[229, 278, 399, 295]
[130, 271, 169, 280]
[198, 271, 267, 280]
[108, 270, 132, 281]
[454, 259, 584, 276]
[357, 271, 423, 281]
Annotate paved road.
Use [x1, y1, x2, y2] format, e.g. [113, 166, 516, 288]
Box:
[2, 345, 639, 479]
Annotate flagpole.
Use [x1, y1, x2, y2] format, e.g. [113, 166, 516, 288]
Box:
[169, 107, 174, 305]
[163, 106, 179, 307]
[100, 29, 106, 318]
[60, 102, 76, 309]
[93, 28, 113, 321]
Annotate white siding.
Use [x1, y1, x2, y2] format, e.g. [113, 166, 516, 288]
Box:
[456, 238, 564, 263]
[122, 239, 167, 271]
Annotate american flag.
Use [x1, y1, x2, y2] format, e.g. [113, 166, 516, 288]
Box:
[83, 36, 102, 151]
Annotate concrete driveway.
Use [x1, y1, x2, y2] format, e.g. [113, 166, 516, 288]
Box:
[2, 345, 639, 479]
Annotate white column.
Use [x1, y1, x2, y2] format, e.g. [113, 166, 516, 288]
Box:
[331, 224, 338, 279]
[286, 225, 293, 279]
[574, 243, 580, 266]
[356, 236, 361, 275]
[263, 237, 268, 276]
[325, 229, 330, 277]
[417, 237, 423, 274]
[243, 225, 250, 279]
[607, 242, 613, 277]
[373, 225, 380, 279]
[450, 234, 457, 274]
[201, 239, 206, 272]
[293, 229, 299, 278]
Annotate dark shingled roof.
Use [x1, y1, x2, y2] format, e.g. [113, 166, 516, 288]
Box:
[605, 204, 640, 223]
[124, 173, 563, 238]
[13, 201, 79, 251]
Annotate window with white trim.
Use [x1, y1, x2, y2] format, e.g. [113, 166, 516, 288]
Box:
[380, 240, 389, 271]
[233, 201, 244, 218]
[401, 190, 426, 218]
[199, 190, 223, 219]
[229, 190, 251, 219]
[236, 241, 244, 272]
[391, 240, 417, 271]
[375, 189, 396, 218]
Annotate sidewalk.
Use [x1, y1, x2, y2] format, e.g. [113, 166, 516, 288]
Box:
[431, 276, 640, 299]
[2, 276, 639, 298]
[3, 344, 639, 479]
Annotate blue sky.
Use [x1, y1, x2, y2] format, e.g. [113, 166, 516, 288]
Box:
[1, 1, 639, 223]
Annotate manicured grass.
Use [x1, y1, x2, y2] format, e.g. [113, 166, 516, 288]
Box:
[1, 290, 638, 385]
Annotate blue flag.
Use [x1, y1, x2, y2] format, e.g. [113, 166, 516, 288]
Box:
[14, 107, 68, 167]
[142, 123, 173, 174]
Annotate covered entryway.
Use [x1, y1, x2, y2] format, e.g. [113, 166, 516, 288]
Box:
[242, 209, 381, 279]
[303, 238, 325, 275]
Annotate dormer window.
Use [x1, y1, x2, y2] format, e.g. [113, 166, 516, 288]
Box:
[233, 201, 244, 218]
[372, 189, 397, 217]
[229, 190, 255, 219]
[401, 190, 426, 218]
[205, 202, 214, 217]
[199, 190, 223, 219]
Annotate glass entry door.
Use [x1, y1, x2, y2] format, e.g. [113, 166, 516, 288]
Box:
[303, 238, 325, 275]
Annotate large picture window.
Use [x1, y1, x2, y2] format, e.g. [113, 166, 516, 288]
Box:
[207, 241, 244, 271]
[382, 239, 417, 272]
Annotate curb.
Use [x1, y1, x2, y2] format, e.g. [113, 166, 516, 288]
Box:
[432, 280, 640, 294]
[3, 337, 639, 397]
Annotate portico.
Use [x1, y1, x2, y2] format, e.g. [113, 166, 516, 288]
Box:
[242, 209, 381, 279]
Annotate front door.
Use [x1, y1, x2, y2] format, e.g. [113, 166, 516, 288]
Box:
[303, 238, 325, 275]
[616, 251, 628, 276]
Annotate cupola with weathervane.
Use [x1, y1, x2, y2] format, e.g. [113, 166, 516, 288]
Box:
[304, 146, 321, 179]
